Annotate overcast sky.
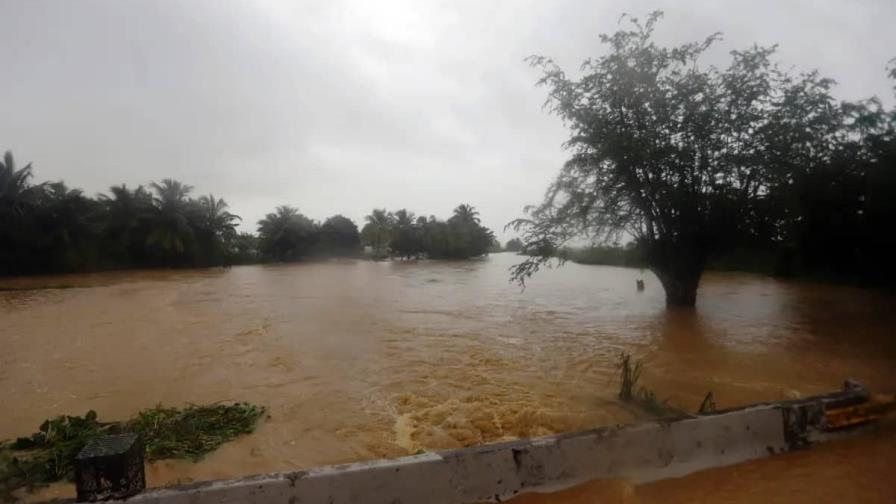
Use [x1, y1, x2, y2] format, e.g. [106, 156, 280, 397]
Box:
[2, 0, 894, 240]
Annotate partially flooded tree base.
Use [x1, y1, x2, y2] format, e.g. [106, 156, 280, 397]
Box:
[664, 289, 697, 308]
[0, 402, 265, 501]
[652, 261, 703, 308]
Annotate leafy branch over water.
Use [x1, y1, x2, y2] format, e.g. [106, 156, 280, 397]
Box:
[0, 402, 265, 500]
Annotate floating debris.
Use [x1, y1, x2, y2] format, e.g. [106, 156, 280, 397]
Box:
[0, 402, 265, 501]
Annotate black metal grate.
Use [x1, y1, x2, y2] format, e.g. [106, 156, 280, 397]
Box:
[75, 433, 146, 502]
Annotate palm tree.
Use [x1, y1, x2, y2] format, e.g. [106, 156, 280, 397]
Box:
[451, 204, 480, 225]
[98, 184, 153, 264]
[390, 209, 418, 259]
[198, 193, 240, 238]
[100, 184, 152, 229]
[258, 205, 300, 240]
[146, 178, 196, 258]
[362, 208, 394, 258]
[393, 208, 415, 227]
[0, 150, 39, 216]
[150, 178, 193, 213]
[37, 182, 101, 268]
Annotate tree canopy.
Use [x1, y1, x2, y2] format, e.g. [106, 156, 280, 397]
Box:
[504, 238, 524, 252]
[318, 214, 362, 257]
[511, 12, 896, 307]
[0, 154, 497, 274]
[361, 205, 496, 260]
[0, 154, 251, 273]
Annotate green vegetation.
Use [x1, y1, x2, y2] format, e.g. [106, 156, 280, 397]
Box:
[0, 155, 247, 274]
[360, 204, 496, 260]
[0, 403, 265, 500]
[0, 152, 498, 274]
[616, 353, 679, 417]
[129, 403, 265, 461]
[503, 238, 524, 253]
[511, 11, 896, 306]
[562, 244, 645, 268]
[256, 206, 322, 262]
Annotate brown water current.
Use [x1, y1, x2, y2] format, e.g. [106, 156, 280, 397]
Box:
[1, 252, 895, 501]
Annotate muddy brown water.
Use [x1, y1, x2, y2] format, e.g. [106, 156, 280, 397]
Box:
[1, 252, 895, 501]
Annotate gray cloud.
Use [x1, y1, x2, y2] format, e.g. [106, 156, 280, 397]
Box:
[2, 0, 894, 239]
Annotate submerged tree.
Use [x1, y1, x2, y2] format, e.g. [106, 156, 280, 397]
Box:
[511, 12, 848, 307]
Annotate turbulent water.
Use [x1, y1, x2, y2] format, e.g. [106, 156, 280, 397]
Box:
[1, 252, 895, 501]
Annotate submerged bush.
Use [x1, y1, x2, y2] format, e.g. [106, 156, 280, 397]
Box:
[0, 403, 265, 500]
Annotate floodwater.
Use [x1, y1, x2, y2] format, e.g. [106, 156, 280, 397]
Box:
[1, 252, 895, 502]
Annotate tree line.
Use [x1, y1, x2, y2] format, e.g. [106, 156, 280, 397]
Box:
[0, 158, 246, 274]
[0, 154, 497, 275]
[360, 205, 496, 260]
[255, 204, 496, 261]
[512, 11, 896, 307]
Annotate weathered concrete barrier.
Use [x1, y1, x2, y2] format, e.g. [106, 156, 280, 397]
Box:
[80, 382, 890, 504]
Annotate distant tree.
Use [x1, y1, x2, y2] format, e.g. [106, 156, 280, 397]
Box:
[361, 208, 394, 258]
[0, 155, 249, 273]
[98, 184, 154, 266]
[416, 204, 494, 259]
[450, 204, 480, 226]
[146, 179, 197, 264]
[318, 214, 361, 256]
[390, 208, 420, 259]
[33, 181, 102, 271]
[511, 12, 846, 307]
[150, 179, 193, 214]
[0, 151, 39, 217]
[449, 204, 493, 257]
[504, 238, 524, 252]
[257, 205, 318, 261]
[195, 194, 240, 265]
[197, 194, 240, 238]
[229, 232, 260, 264]
[0, 151, 41, 273]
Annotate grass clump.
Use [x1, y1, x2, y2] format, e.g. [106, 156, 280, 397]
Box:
[0, 403, 265, 501]
[617, 352, 642, 401]
[616, 352, 681, 417]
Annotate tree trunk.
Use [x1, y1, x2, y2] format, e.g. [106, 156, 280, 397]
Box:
[649, 245, 705, 308]
[657, 271, 700, 307]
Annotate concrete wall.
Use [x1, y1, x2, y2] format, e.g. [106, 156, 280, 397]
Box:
[89, 386, 871, 504]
